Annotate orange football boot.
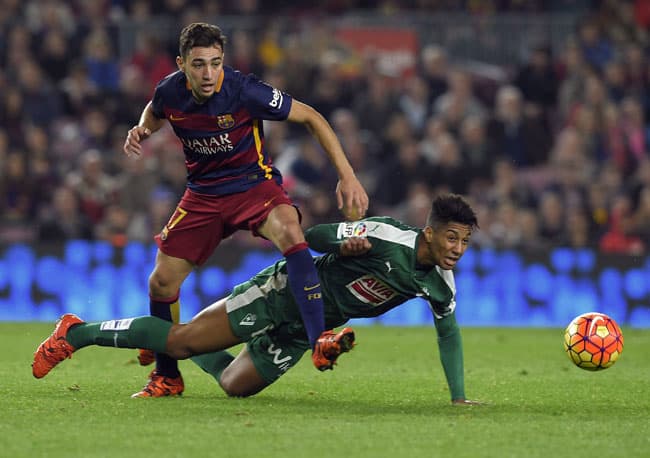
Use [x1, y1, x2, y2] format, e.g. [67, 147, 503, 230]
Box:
[137, 349, 155, 366]
[131, 370, 184, 398]
[311, 327, 355, 371]
[32, 313, 84, 378]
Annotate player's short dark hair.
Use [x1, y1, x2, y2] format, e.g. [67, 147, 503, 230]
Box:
[179, 22, 227, 58]
[427, 194, 479, 230]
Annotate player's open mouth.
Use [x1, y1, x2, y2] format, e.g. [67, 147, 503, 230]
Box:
[444, 257, 458, 267]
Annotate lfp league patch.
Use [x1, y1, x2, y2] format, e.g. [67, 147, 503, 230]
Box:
[337, 221, 368, 239]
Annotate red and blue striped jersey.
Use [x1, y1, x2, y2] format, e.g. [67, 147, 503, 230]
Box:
[151, 66, 293, 195]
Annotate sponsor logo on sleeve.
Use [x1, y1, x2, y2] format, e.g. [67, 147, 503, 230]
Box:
[269, 88, 284, 109]
[337, 222, 368, 239]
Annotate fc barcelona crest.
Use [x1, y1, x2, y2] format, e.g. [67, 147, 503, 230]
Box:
[217, 114, 235, 129]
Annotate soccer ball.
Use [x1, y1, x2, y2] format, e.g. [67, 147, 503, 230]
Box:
[563, 312, 624, 371]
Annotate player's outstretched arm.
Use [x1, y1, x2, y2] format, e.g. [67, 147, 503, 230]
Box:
[287, 100, 368, 220]
[123, 101, 166, 158]
[304, 223, 372, 256]
[433, 312, 480, 404]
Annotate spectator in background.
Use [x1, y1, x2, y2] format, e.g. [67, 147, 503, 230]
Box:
[419, 44, 449, 105]
[486, 158, 537, 210]
[430, 132, 467, 195]
[0, 89, 26, 147]
[564, 207, 594, 248]
[487, 85, 550, 167]
[585, 181, 611, 240]
[458, 115, 493, 184]
[352, 72, 398, 136]
[628, 185, 650, 248]
[487, 199, 524, 249]
[398, 75, 432, 134]
[79, 107, 114, 155]
[37, 28, 73, 84]
[577, 17, 614, 72]
[24, 124, 59, 202]
[60, 61, 100, 116]
[114, 64, 152, 127]
[394, 181, 435, 227]
[602, 59, 627, 104]
[375, 139, 431, 208]
[599, 193, 644, 255]
[622, 42, 646, 95]
[0, 150, 39, 243]
[419, 115, 449, 165]
[36, 185, 93, 243]
[83, 27, 120, 93]
[544, 126, 592, 209]
[379, 112, 416, 163]
[567, 74, 610, 160]
[602, 103, 629, 174]
[433, 69, 487, 135]
[619, 96, 649, 173]
[556, 39, 592, 124]
[18, 59, 63, 128]
[66, 149, 118, 225]
[514, 44, 558, 120]
[516, 208, 543, 252]
[128, 32, 175, 96]
[115, 151, 160, 218]
[628, 158, 650, 210]
[4, 23, 33, 69]
[537, 191, 566, 246]
[94, 204, 131, 248]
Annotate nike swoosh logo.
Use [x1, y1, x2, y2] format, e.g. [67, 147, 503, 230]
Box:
[589, 315, 605, 335]
[169, 114, 187, 121]
[303, 283, 320, 291]
[264, 196, 278, 207]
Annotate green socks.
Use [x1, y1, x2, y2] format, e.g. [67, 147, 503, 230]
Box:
[66, 316, 172, 354]
[65, 317, 236, 384]
[191, 351, 235, 383]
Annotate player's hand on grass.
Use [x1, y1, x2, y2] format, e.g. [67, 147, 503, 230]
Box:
[336, 175, 369, 221]
[452, 398, 483, 406]
[123, 125, 152, 158]
[339, 237, 371, 257]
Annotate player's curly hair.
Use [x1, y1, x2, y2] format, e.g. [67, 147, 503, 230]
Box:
[179, 22, 227, 58]
[427, 194, 479, 230]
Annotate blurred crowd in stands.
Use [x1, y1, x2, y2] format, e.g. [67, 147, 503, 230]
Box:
[1, 0, 649, 255]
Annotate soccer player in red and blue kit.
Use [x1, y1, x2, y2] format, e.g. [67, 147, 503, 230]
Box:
[122, 22, 369, 397]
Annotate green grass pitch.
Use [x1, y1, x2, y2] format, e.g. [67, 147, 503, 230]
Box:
[2, 322, 649, 458]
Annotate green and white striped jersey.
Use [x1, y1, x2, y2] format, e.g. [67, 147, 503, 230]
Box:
[306, 216, 457, 322]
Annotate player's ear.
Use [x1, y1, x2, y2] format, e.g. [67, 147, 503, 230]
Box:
[423, 226, 434, 243]
[176, 56, 184, 72]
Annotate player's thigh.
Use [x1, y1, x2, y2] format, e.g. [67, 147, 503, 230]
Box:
[167, 298, 242, 358]
[242, 332, 308, 387]
[257, 203, 305, 251]
[218, 346, 269, 397]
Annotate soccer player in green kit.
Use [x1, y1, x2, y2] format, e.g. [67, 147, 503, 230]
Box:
[33, 194, 480, 404]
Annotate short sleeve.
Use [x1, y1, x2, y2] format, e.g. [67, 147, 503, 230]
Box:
[239, 74, 293, 120]
[150, 86, 166, 119]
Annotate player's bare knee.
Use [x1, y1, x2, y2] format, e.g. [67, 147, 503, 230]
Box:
[219, 376, 255, 398]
